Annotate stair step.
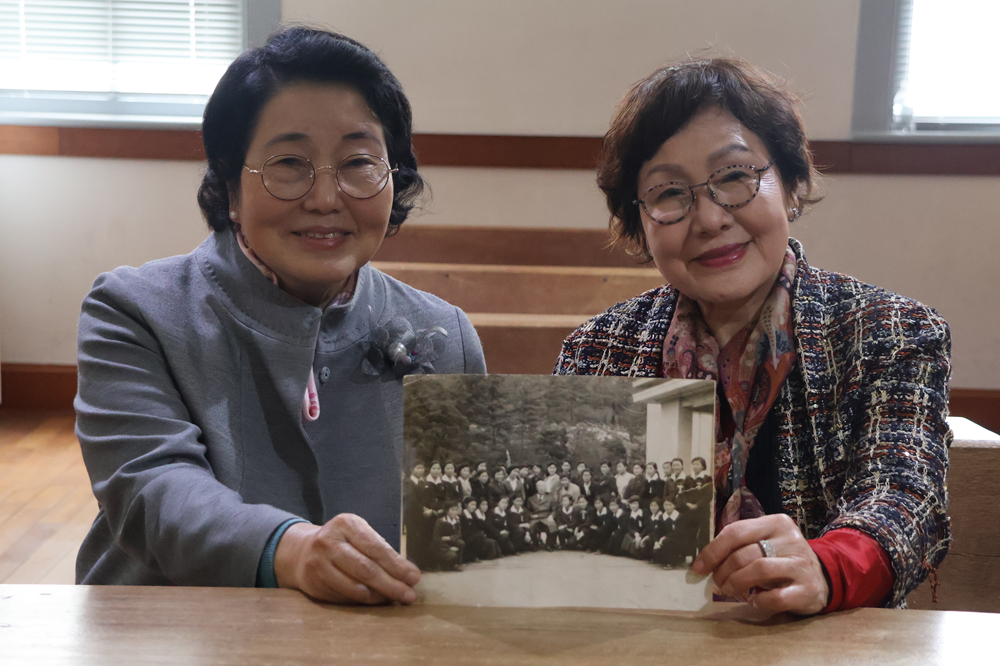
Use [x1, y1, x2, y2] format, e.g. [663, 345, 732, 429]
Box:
[375, 262, 662, 316]
[373, 225, 646, 267]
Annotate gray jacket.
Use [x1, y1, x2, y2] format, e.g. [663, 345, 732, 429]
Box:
[75, 230, 486, 586]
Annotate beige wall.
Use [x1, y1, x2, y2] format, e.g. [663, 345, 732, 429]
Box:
[0, 156, 208, 365]
[2, 0, 998, 390]
[284, 0, 859, 139]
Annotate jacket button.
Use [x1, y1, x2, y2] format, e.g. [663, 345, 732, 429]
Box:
[319, 367, 331, 384]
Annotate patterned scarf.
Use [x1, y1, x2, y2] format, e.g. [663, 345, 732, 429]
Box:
[662, 247, 798, 534]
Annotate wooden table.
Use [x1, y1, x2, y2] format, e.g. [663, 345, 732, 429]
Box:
[1, 585, 997, 665]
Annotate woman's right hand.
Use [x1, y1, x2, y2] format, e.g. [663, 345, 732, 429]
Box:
[273, 514, 420, 605]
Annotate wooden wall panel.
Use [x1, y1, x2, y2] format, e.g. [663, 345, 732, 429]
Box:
[0, 364, 77, 411]
[809, 141, 852, 174]
[58, 127, 205, 161]
[412, 133, 603, 169]
[1, 125, 998, 175]
[948, 389, 1000, 436]
[850, 142, 1000, 176]
[0, 126, 59, 156]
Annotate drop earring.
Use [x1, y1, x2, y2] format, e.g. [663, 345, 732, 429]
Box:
[788, 206, 800, 222]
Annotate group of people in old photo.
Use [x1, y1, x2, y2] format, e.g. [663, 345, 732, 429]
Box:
[404, 458, 712, 572]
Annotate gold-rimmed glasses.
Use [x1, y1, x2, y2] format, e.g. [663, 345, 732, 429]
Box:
[634, 162, 773, 225]
[244, 153, 398, 201]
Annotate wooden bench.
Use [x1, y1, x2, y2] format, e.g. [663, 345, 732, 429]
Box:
[906, 418, 1000, 612]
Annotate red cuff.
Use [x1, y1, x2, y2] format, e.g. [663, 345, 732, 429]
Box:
[809, 528, 895, 613]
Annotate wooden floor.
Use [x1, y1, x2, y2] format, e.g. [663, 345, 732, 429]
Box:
[0, 409, 96, 585]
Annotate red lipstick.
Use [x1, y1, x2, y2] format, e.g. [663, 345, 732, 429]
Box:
[695, 242, 748, 268]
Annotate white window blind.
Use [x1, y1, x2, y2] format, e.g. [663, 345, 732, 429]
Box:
[893, 0, 1000, 130]
[0, 0, 259, 127]
[0, 0, 243, 95]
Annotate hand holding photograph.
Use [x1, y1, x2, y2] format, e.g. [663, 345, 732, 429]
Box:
[402, 374, 716, 611]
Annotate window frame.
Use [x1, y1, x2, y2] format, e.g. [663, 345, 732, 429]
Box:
[852, 0, 1000, 142]
[0, 0, 281, 130]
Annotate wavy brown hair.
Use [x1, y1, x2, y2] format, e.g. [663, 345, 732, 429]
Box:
[598, 58, 820, 261]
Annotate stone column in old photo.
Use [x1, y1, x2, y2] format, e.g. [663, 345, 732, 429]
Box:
[631, 379, 715, 466]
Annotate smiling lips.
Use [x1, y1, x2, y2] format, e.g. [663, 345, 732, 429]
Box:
[293, 227, 350, 250]
[296, 229, 347, 239]
[695, 242, 749, 268]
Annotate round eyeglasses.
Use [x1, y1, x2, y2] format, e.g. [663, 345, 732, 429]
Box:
[634, 162, 773, 226]
[244, 153, 398, 201]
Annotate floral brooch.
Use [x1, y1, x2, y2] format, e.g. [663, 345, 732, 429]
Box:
[361, 313, 449, 378]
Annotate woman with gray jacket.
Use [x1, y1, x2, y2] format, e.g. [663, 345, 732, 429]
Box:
[74, 27, 485, 605]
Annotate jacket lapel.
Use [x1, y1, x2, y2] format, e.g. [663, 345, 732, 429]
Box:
[626, 286, 678, 377]
[787, 238, 836, 445]
[778, 238, 843, 526]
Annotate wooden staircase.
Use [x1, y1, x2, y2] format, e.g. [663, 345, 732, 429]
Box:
[373, 225, 663, 374]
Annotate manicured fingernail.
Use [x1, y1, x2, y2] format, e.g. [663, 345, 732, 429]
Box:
[402, 589, 416, 604]
[712, 584, 722, 596]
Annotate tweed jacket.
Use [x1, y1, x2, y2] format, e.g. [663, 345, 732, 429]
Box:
[555, 238, 951, 607]
[75, 230, 486, 587]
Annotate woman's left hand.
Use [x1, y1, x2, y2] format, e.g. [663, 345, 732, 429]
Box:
[691, 513, 829, 615]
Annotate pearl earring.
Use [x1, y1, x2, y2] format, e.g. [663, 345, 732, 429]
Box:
[229, 210, 237, 221]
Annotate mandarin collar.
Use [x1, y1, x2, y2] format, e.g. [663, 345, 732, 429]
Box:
[197, 230, 385, 351]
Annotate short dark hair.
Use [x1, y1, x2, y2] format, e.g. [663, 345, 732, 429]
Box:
[692, 456, 707, 468]
[598, 57, 819, 261]
[197, 26, 424, 234]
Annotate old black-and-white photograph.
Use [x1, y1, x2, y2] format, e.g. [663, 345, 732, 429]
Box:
[402, 374, 716, 610]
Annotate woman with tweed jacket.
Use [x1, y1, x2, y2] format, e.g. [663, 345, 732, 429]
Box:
[556, 58, 950, 616]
